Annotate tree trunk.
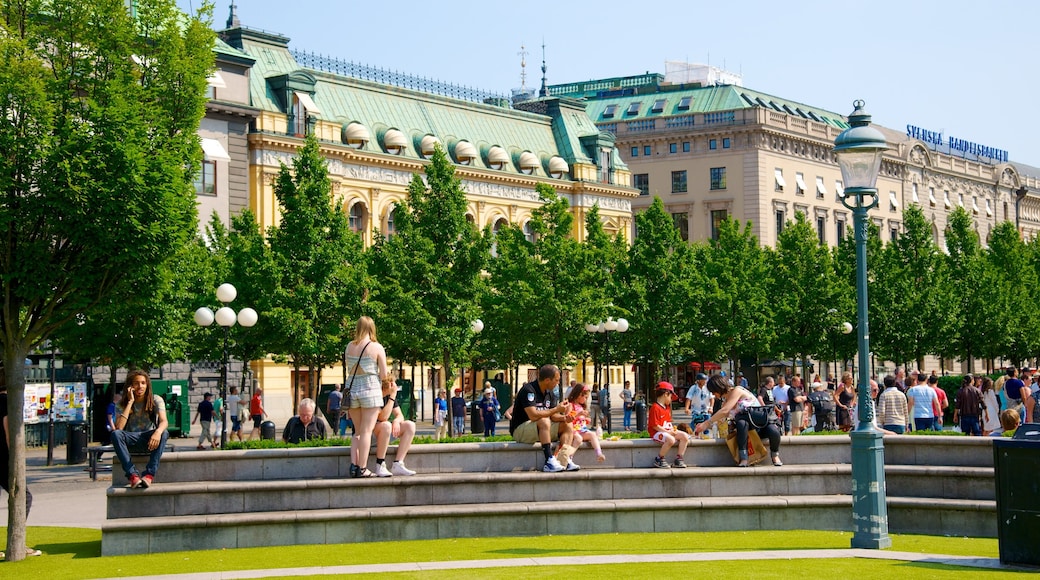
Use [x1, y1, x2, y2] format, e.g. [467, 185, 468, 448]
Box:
[4, 341, 30, 561]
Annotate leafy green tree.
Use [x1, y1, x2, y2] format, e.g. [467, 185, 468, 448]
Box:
[870, 205, 951, 368]
[378, 144, 488, 399]
[943, 207, 994, 371]
[580, 204, 629, 384]
[616, 197, 701, 384]
[832, 219, 882, 373]
[698, 218, 773, 370]
[0, 0, 214, 559]
[769, 211, 837, 377]
[267, 135, 367, 406]
[481, 222, 538, 388]
[985, 222, 1040, 364]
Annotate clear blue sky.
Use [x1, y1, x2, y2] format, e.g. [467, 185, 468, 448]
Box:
[179, 0, 1040, 167]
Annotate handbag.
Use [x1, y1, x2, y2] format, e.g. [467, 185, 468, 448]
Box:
[743, 405, 779, 429]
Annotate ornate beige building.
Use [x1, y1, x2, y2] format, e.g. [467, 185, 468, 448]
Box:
[551, 73, 1039, 249]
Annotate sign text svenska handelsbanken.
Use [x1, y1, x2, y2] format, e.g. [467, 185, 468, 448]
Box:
[907, 125, 1009, 163]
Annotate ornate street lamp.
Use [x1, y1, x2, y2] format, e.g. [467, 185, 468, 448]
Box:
[834, 100, 891, 549]
[194, 283, 258, 448]
[585, 317, 629, 388]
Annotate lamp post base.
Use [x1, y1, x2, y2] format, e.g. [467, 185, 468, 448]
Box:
[850, 426, 892, 549]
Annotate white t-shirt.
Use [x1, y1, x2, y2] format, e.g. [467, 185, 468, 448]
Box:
[226, 394, 242, 418]
[772, 385, 790, 406]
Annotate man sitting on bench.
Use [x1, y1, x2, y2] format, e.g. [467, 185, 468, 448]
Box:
[111, 370, 169, 489]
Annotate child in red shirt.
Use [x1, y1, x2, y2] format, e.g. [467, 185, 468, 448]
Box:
[648, 381, 689, 468]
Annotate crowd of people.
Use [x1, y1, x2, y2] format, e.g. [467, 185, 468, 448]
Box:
[96, 314, 1035, 486]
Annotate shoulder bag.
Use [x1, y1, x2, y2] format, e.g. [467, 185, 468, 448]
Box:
[343, 342, 371, 403]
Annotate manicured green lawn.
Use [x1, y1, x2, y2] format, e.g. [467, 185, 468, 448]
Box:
[0, 527, 1021, 579]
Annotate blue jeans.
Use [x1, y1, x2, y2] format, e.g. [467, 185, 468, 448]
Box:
[337, 414, 349, 436]
[883, 424, 905, 434]
[960, 415, 981, 436]
[623, 406, 632, 429]
[453, 416, 466, 435]
[913, 418, 933, 432]
[111, 429, 169, 478]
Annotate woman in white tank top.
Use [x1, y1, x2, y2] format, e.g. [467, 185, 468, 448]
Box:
[345, 316, 390, 478]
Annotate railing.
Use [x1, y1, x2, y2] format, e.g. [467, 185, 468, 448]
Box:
[290, 49, 511, 106]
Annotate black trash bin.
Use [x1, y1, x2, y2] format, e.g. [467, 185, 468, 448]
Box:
[66, 421, 87, 465]
[470, 403, 484, 436]
[260, 420, 277, 441]
[993, 424, 1040, 567]
[635, 400, 647, 433]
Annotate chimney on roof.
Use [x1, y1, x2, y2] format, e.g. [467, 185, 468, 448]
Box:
[226, 2, 240, 29]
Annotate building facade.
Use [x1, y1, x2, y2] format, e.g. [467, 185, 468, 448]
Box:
[551, 74, 1040, 250]
[199, 23, 638, 420]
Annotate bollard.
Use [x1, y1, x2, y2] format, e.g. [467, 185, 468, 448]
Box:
[470, 403, 484, 436]
[260, 420, 276, 441]
[635, 400, 647, 432]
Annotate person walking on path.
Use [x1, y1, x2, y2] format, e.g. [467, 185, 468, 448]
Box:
[981, 377, 1002, 435]
[111, 370, 170, 489]
[907, 375, 939, 432]
[450, 387, 467, 436]
[327, 384, 343, 435]
[621, 381, 634, 430]
[345, 316, 391, 478]
[226, 387, 243, 442]
[479, 383, 500, 437]
[598, 383, 612, 433]
[953, 375, 985, 436]
[247, 387, 266, 440]
[433, 389, 448, 440]
[192, 392, 216, 450]
[877, 375, 909, 434]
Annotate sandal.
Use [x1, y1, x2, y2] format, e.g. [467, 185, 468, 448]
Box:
[354, 466, 374, 478]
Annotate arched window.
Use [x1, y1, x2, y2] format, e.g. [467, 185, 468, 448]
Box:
[385, 205, 397, 237]
[523, 221, 536, 243]
[348, 202, 365, 233]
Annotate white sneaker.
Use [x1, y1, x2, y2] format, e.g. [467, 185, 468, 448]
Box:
[391, 461, 415, 476]
[566, 461, 581, 471]
[373, 462, 392, 477]
[543, 456, 565, 472]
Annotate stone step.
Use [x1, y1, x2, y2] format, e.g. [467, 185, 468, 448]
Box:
[100, 494, 997, 556]
[111, 434, 995, 486]
[106, 464, 994, 520]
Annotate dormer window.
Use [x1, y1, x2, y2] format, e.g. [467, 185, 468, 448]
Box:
[678, 96, 692, 110]
[547, 156, 568, 179]
[419, 135, 441, 160]
[486, 145, 508, 170]
[626, 102, 641, 115]
[343, 122, 370, 149]
[453, 140, 477, 165]
[603, 104, 618, 119]
[518, 151, 539, 175]
[651, 99, 666, 113]
[382, 129, 407, 155]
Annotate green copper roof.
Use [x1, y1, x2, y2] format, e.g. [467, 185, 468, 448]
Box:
[230, 29, 623, 176]
[566, 82, 849, 130]
[214, 37, 254, 63]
